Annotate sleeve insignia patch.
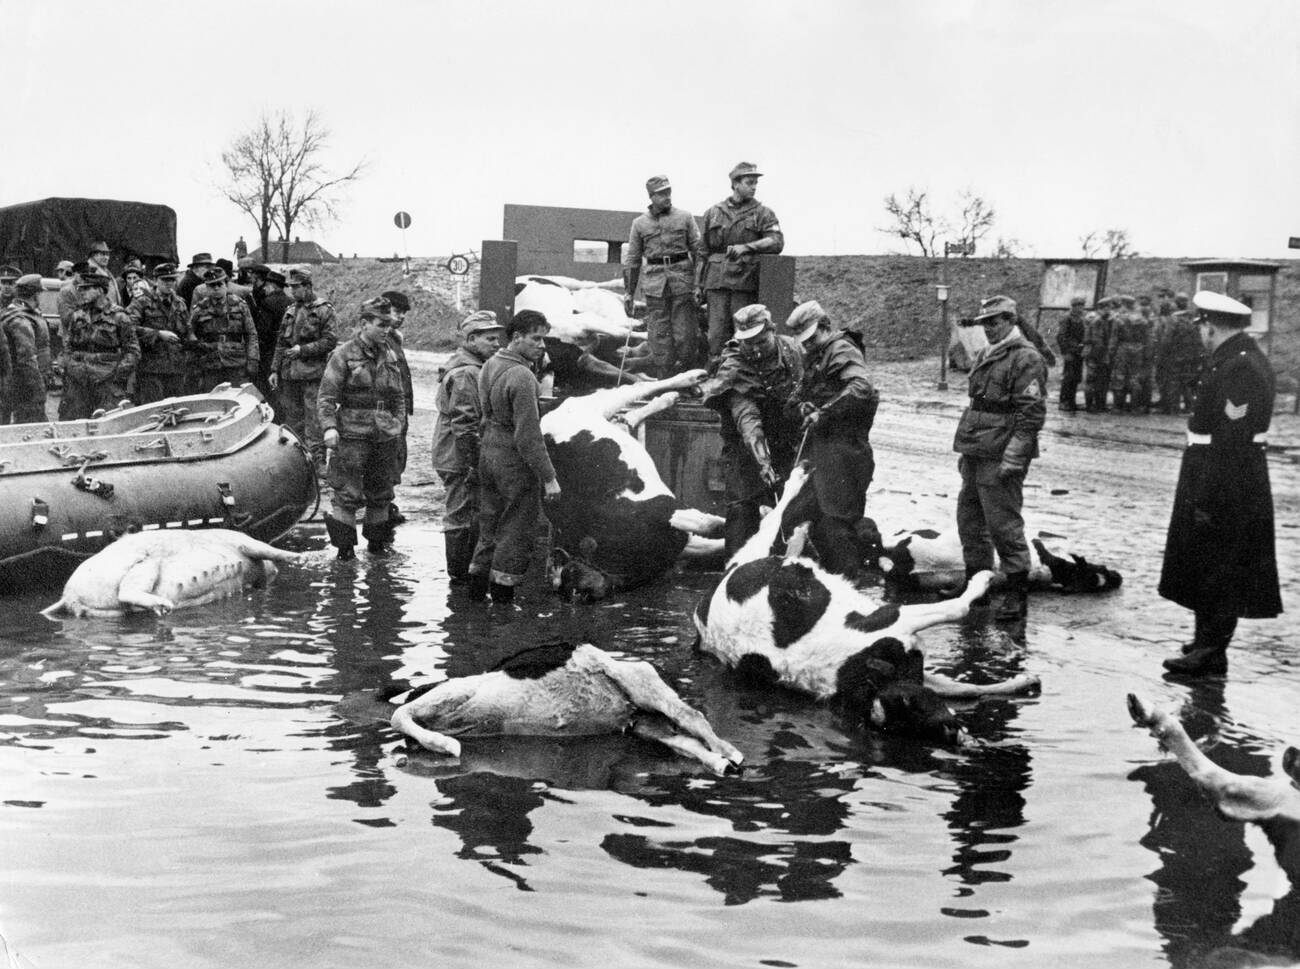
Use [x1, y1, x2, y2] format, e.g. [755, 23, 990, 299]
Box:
[1224, 400, 1249, 421]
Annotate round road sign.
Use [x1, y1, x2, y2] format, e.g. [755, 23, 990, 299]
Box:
[446, 255, 470, 276]
[393, 211, 412, 229]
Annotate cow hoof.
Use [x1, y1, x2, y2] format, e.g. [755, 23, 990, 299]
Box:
[1015, 674, 1042, 696]
[1127, 693, 1154, 727]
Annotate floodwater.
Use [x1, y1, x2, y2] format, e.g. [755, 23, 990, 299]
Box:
[1, 398, 1298, 969]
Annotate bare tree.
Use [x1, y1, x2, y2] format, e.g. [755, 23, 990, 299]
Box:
[219, 116, 278, 260]
[992, 236, 1024, 258]
[1079, 230, 1102, 257]
[270, 110, 366, 264]
[952, 189, 996, 256]
[880, 188, 940, 257]
[1080, 228, 1139, 258]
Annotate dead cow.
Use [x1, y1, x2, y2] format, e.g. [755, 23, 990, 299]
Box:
[389, 641, 742, 775]
[542, 370, 725, 600]
[694, 465, 1040, 745]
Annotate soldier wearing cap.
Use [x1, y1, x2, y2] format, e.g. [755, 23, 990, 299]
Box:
[57, 261, 92, 333]
[252, 269, 291, 406]
[466, 309, 560, 604]
[0, 274, 51, 423]
[1154, 291, 1202, 414]
[177, 252, 215, 309]
[270, 267, 338, 469]
[187, 267, 259, 393]
[58, 272, 140, 420]
[786, 300, 879, 577]
[1082, 296, 1116, 412]
[701, 304, 804, 556]
[0, 266, 19, 305]
[127, 263, 191, 403]
[952, 295, 1046, 622]
[318, 297, 408, 559]
[1107, 294, 1151, 412]
[622, 175, 704, 376]
[54, 260, 75, 281]
[1055, 296, 1088, 412]
[1158, 292, 1280, 676]
[84, 242, 122, 307]
[432, 309, 504, 582]
[700, 162, 785, 364]
[379, 290, 414, 524]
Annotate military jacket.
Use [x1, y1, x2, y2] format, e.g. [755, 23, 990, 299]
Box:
[317, 335, 406, 442]
[63, 299, 140, 378]
[1109, 312, 1152, 351]
[1, 301, 45, 398]
[388, 329, 413, 417]
[128, 289, 191, 374]
[272, 298, 338, 382]
[952, 329, 1046, 464]
[703, 334, 804, 458]
[189, 294, 259, 371]
[798, 332, 878, 434]
[1056, 311, 1087, 357]
[701, 197, 783, 291]
[1084, 312, 1113, 363]
[477, 347, 557, 484]
[432, 347, 488, 472]
[624, 206, 703, 298]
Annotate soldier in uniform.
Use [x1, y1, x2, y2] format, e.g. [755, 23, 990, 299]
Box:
[786, 300, 879, 578]
[188, 267, 259, 393]
[432, 310, 503, 582]
[318, 297, 408, 560]
[952, 296, 1046, 622]
[465, 309, 560, 604]
[1161, 292, 1203, 414]
[623, 174, 704, 376]
[0, 274, 50, 423]
[270, 267, 338, 470]
[1159, 292, 1280, 677]
[253, 270, 292, 410]
[699, 162, 784, 364]
[1108, 295, 1151, 412]
[128, 263, 191, 404]
[59, 273, 139, 420]
[1083, 296, 1115, 412]
[1055, 296, 1087, 412]
[701, 304, 804, 557]
[379, 290, 414, 525]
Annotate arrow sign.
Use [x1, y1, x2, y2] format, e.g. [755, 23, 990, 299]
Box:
[394, 211, 412, 230]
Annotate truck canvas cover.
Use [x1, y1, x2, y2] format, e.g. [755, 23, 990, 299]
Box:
[0, 197, 179, 276]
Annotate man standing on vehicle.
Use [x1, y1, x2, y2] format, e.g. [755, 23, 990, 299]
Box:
[952, 295, 1046, 622]
[270, 268, 338, 471]
[623, 175, 703, 376]
[699, 162, 784, 364]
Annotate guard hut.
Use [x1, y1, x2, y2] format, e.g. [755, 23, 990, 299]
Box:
[480, 203, 796, 513]
[1181, 259, 1280, 356]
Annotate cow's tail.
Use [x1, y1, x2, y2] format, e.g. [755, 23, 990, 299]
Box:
[41, 599, 70, 619]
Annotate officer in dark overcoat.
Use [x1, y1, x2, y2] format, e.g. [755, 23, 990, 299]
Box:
[1159, 291, 1281, 676]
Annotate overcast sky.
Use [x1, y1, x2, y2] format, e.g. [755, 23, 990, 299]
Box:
[4, 0, 1297, 265]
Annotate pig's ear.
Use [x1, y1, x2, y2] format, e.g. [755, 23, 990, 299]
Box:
[869, 698, 887, 727]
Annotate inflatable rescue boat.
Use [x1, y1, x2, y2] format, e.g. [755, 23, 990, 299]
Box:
[0, 384, 315, 590]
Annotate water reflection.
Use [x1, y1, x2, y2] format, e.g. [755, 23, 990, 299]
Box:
[1130, 678, 1300, 966]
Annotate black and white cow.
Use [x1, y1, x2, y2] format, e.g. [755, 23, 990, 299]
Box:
[542, 370, 725, 601]
[389, 641, 742, 775]
[693, 465, 1040, 745]
[515, 275, 638, 343]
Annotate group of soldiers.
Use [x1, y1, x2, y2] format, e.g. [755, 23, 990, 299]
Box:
[1055, 290, 1206, 415]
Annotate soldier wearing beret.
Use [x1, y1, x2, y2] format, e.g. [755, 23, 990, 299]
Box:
[188, 267, 259, 393]
[271, 267, 339, 471]
[0, 274, 51, 423]
[379, 290, 414, 525]
[623, 175, 704, 377]
[433, 310, 504, 582]
[952, 296, 1047, 622]
[59, 273, 140, 420]
[318, 297, 408, 559]
[700, 162, 784, 365]
[1055, 296, 1087, 412]
[1159, 292, 1281, 677]
[127, 263, 191, 403]
[701, 304, 805, 556]
[787, 300, 879, 578]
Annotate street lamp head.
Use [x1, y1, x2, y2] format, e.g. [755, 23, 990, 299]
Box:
[936, 284, 950, 303]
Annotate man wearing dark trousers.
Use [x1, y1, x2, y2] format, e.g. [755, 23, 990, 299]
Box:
[1056, 296, 1087, 412]
[1159, 291, 1281, 676]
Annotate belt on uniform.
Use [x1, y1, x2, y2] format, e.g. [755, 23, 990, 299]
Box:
[968, 399, 1014, 414]
[68, 350, 119, 361]
[342, 399, 398, 413]
[1187, 431, 1268, 446]
[644, 252, 691, 265]
[211, 335, 244, 343]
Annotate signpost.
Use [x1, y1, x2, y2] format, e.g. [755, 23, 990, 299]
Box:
[937, 240, 974, 390]
[393, 210, 412, 273]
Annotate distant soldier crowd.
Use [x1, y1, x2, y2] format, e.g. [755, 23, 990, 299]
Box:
[1055, 290, 1205, 415]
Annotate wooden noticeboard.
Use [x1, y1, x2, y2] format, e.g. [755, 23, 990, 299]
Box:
[1038, 259, 1108, 310]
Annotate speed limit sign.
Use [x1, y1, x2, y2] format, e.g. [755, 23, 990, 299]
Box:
[446, 255, 470, 276]
[393, 211, 412, 229]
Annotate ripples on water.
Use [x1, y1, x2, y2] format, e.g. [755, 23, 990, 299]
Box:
[1, 501, 1297, 969]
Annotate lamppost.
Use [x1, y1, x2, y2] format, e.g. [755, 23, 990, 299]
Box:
[937, 240, 973, 391]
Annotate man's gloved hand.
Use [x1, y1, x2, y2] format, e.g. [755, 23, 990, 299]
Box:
[726, 244, 751, 259]
[323, 428, 340, 449]
[284, 345, 301, 360]
[758, 462, 780, 488]
[801, 408, 822, 430]
[158, 330, 180, 344]
[268, 373, 279, 390]
[623, 294, 635, 317]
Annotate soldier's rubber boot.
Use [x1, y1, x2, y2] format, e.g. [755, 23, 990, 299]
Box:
[465, 571, 489, 601]
[1167, 614, 1234, 675]
[324, 514, 357, 561]
[444, 528, 475, 584]
[388, 502, 407, 526]
[363, 520, 395, 556]
[964, 565, 991, 607]
[994, 571, 1029, 622]
[489, 581, 515, 604]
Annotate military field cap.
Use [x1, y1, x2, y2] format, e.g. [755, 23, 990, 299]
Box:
[88, 241, 110, 255]
[265, 270, 287, 287]
[14, 273, 43, 297]
[55, 259, 75, 272]
[152, 262, 179, 279]
[0, 265, 20, 282]
[974, 294, 1017, 321]
[733, 304, 772, 340]
[359, 296, 394, 320]
[1193, 290, 1251, 326]
[1175, 291, 1189, 300]
[216, 258, 235, 277]
[380, 290, 411, 313]
[187, 252, 214, 268]
[1070, 295, 1085, 306]
[786, 300, 827, 342]
[203, 267, 228, 284]
[287, 267, 313, 285]
[645, 175, 671, 195]
[243, 262, 269, 276]
[729, 161, 763, 181]
[460, 309, 502, 334]
[122, 258, 146, 277]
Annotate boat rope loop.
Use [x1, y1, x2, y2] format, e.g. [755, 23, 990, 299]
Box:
[70, 452, 114, 499]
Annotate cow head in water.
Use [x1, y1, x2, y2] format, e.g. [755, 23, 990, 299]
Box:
[551, 539, 614, 602]
[834, 636, 965, 745]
